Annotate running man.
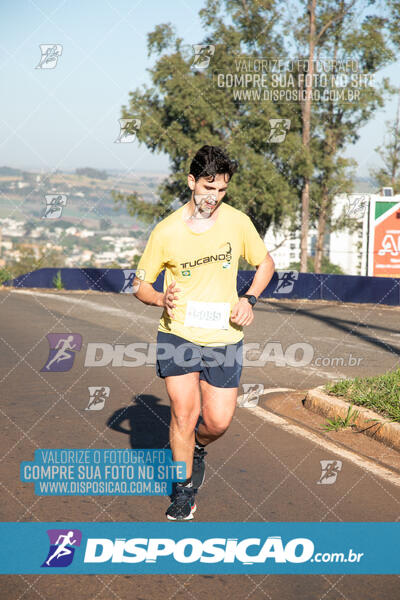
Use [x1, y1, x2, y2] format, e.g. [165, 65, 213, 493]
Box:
[44, 195, 64, 218]
[121, 271, 136, 293]
[45, 531, 77, 565]
[133, 145, 275, 520]
[87, 386, 108, 410]
[45, 335, 77, 371]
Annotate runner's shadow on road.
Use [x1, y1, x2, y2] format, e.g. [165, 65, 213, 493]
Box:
[106, 395, 171, 449]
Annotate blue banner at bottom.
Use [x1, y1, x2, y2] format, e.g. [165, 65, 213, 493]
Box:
[0, 522, 398, 574]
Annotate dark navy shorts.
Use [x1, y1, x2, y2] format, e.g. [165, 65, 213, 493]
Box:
[155, 331, 243, 388]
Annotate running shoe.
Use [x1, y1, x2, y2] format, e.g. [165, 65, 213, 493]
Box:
[192, 446, 208, 491]
[166, 485, 196, 521]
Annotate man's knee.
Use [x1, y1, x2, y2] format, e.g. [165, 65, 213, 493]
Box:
[202, 418, 231, 438]
[171, 410, 199, 432]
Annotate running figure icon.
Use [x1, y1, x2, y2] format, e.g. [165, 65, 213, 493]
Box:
[45, 335, 77, 371]
[45, 531, 77, 566]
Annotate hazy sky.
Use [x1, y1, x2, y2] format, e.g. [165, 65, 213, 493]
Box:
[1, 0, 399, 178]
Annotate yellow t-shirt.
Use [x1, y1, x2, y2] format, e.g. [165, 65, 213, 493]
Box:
[136, 201, 269, 346]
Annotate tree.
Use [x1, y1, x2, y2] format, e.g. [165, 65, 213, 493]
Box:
[100, 217, 112, 230]
[297, 0, 317, 272]
[113, 0, 400, 273]
[130, 254, 142, 269]
[289, 256, 343, 274]
[371, 89, 400, 194]
[0, 267, 13, 284]
[309, 2, 395, 271]
[112, 1, 301, 237]
[7, 245, 66, 278]
[292, 0, 399, 271]
[24, 220, 36, 236]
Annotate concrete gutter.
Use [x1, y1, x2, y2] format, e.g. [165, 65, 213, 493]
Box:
[304, 386, 400, 453]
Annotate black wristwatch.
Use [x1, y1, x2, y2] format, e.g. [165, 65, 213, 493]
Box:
[242, 294, 257, 307]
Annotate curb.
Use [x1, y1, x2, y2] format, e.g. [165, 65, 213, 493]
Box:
[304, 386, 400, 453]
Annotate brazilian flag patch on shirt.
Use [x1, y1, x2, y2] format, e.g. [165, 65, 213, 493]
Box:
[181, 269, 191, 276]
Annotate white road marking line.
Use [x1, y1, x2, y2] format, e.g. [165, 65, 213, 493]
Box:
[293, 365, 348, 380]
[9, 289, 159, 326]
[245, 403, 400, 488]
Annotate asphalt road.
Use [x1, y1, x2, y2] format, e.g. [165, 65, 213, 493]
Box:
[0, 287, 399, 599]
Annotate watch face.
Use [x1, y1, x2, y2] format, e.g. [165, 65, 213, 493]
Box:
[245, 295, 256, 306]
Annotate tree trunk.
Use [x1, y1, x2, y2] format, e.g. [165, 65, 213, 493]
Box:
[300, 0, 316, 272]
[314, 187, 328, 272]
[314, 19, 343, 274]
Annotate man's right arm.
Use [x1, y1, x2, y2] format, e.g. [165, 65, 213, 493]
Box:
[132, 226, 180, 317]
[133, 279, 164, 308]
[134, 279, 180, 319]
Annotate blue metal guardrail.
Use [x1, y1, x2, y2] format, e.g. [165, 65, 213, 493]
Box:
[2, 267, 400, 305]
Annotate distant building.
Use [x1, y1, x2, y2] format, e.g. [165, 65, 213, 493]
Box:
[0, 218, 25, 237]
[95, 251, 118, 265]
[263, 193, 369, 275]
[264, 221, 326, 270]
[79, 229, 95, 238]
[30, 227, 45, 238]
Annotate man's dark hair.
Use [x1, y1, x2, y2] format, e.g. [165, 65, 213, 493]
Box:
[189, 145, 238, 182]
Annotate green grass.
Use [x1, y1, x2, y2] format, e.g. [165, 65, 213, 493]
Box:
[322, 404, 359, 432]
[324, 368, 400, 423]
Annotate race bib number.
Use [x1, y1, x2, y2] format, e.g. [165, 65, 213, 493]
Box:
[184, 301, 231, 330]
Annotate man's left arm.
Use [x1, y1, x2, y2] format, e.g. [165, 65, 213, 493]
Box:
[230, 253, 275, 326]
